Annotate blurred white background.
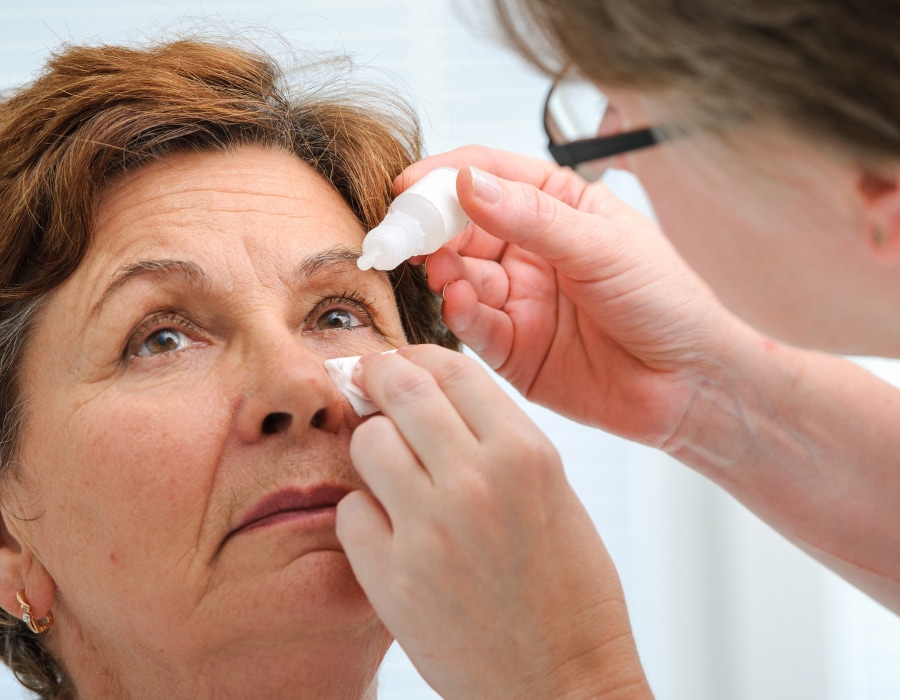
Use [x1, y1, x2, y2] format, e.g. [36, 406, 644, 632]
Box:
[1, 1, 898, 698]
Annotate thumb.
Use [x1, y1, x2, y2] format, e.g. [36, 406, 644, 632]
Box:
[458, 165, 627, 281]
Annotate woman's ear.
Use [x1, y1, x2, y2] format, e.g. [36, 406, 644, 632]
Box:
[859, 166, 900, 265]
[0, 511, 55, 623]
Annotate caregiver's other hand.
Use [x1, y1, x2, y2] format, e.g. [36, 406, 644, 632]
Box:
[336, 345, 652, 700]
[399, 146, 756, 448]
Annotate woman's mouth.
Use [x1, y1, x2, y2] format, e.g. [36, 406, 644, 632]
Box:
[228, 485, 351, 538]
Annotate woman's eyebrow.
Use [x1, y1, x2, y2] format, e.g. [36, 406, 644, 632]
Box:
[91, 259, 208, 317]
[91, 245, 371, 317]
[294, 244, 369, 281]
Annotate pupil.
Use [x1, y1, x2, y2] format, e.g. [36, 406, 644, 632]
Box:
[149, 330, 179, 353]
[326, 311, 349, 328]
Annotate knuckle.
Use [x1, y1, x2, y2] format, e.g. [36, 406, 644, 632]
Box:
[350, 416, 393, 458]
[465, 464, 496, 502]
[380, 366, 437, 406]
[449, 463, 494, 507]
[517, 184, 558, 239]
[477, 263, 510, 308]
[462, 144, 491, 162]
[432, 351, 484, 391]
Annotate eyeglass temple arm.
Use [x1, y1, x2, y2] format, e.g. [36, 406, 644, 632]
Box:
[547, 128, 657, 168]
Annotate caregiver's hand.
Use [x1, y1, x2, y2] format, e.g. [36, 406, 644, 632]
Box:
[336, 345, 652, 700]
[399, 146, 757, 448]
[398, 148, 900, 615]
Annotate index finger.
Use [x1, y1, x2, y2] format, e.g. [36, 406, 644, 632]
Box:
[408, 222, 509, 268]
[358, 350, 480, 481]
[395, 144, 557, 195]
[358, 346, 527, 481]
[389, 345, 526, 445]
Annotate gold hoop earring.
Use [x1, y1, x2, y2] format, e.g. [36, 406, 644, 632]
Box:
[16, 590, 53, 634]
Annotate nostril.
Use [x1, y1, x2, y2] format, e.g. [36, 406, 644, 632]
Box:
[310, 409, 326, 429]
[261, 412, 292, 435]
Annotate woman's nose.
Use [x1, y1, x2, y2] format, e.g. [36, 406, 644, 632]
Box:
[234, 332, 345, 443]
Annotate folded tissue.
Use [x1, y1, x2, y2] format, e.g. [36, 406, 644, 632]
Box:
[324, 349, 397, 416]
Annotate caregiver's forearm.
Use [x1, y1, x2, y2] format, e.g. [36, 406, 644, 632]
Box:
[664, 340, 900, 612]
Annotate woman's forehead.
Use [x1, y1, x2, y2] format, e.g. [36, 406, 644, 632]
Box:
[82, 146, 370, 298]
[96, 146, 360, 243]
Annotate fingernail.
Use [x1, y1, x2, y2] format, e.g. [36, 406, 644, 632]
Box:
[353, 352, 377, 381]
[441, 280, 455, 299]
[354, 348, 398, 381]
[469, 166, 503, 204]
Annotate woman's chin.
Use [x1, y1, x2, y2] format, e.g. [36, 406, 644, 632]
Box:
[174, 547, 380, 652]
[256, 549, 377, 628]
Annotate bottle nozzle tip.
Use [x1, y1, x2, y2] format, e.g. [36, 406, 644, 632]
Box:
[357, 252, 379, 270]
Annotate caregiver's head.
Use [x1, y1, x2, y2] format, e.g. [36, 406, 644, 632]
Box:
[0, 37, 453, 698]
[492, 1, 900, 352]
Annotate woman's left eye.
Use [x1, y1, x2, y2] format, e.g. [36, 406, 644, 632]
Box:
[315, 308, 365, 331]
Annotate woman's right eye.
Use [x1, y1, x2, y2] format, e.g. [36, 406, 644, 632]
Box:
[315, 307, 366, 331]
[126, 313, 198, 360]
[136, 328, 192, 357]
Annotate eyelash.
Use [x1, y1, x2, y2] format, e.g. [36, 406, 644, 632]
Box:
[124, 291, 379, 361]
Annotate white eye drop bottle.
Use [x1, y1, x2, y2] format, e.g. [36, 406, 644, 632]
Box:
[357, 167, 468, 271]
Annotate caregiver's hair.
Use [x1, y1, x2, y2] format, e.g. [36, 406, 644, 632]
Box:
[0, 36, 455, 698]
[491, 0, 900, 166]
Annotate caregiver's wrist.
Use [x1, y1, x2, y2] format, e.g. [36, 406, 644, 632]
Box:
[529, 653, 654, 700]
[660, 320, 792, 483]
[521, 626, 653, 700]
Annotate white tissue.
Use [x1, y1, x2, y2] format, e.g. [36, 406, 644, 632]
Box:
[324, 350, 397, 416]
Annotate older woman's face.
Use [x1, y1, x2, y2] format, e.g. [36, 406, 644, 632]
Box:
[11, 146, 403, 694]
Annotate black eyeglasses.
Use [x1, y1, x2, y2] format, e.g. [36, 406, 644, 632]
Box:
[543, 72, 661, 182]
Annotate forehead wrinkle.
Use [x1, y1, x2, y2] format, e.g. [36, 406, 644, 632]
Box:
[91, 259, 209, 318]
[100, 172, 310, 220]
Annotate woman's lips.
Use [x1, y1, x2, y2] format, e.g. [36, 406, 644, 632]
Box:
[229, 485, 351, 538]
